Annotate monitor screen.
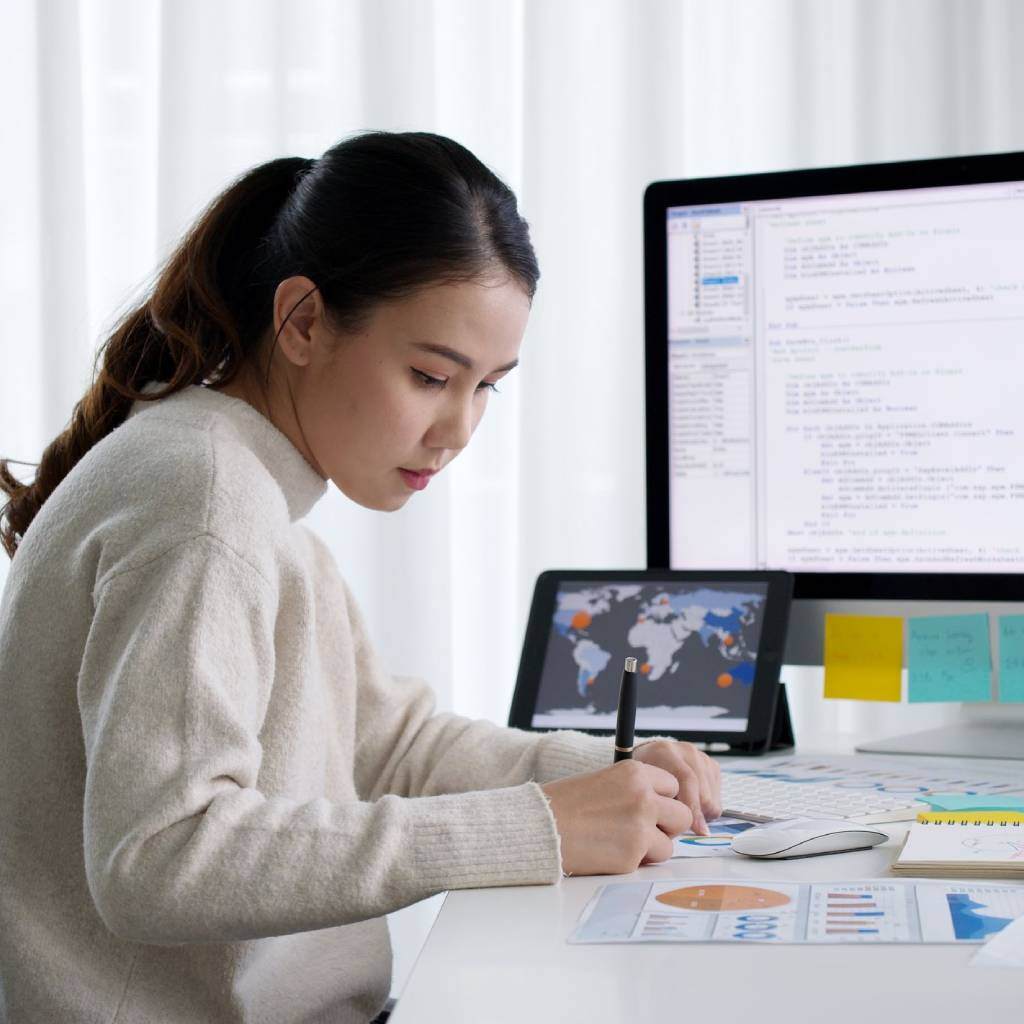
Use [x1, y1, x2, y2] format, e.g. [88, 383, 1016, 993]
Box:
[646, 156, 1024, 594]
[530, 579, 769, 732]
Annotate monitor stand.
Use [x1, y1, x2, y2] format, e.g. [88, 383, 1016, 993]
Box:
[856, 715, 1024, 760]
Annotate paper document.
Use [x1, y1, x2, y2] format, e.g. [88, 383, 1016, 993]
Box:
[569, 879, 1024, 945]
[972, 912, 1024, 967]
[672, 817, 755, 858]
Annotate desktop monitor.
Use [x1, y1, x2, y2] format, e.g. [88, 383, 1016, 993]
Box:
[643, 151, 1024, 758]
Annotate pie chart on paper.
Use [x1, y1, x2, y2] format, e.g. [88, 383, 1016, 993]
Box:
[655, 884, 791, 912]
[677, 835, 734, 847]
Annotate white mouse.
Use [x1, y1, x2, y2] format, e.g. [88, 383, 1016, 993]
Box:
[730, 817, 889, 859]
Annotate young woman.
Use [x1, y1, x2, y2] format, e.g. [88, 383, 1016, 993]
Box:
[0, 131, 721, 1024]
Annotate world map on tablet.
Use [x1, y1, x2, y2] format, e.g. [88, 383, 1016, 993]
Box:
[530, 581, 768, 732]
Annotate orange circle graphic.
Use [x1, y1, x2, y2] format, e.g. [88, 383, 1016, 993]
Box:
[655, 884, 790, 912]
[716, 673, 734, 688]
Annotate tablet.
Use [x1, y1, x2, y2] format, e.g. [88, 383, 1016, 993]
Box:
[508, 569, 794, 751]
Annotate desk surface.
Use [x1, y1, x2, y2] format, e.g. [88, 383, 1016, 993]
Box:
[391, 754, 1024, 1023]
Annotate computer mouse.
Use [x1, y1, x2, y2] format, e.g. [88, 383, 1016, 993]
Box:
[730, 817, 889, 859]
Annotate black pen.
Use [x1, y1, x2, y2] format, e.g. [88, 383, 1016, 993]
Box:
[613, 656, 638, 763]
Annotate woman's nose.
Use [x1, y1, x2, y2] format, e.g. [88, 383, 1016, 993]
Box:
[430, 398, 475, 453]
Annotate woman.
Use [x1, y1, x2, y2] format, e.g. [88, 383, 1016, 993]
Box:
[0, 131, 721, 1023]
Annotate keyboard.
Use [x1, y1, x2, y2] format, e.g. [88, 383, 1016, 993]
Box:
[721, 772, 929, 824]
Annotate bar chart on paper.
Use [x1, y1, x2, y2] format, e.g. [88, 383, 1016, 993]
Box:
[805, 883, 915, 941]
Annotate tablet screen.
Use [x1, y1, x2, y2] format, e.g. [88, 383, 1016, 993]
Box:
[530, 579, 770, 732]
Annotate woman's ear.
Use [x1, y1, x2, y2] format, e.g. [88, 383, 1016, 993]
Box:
[272, 276, 323, 367]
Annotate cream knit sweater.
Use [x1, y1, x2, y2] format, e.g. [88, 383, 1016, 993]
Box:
[0, 383, 613, 1023]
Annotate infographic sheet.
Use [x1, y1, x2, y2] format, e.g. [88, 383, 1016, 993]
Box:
[570, 878, 1024, 944]
[672, 817, 754, 858]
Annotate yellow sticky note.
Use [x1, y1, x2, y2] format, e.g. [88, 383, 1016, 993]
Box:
[824, 614, 902, 701]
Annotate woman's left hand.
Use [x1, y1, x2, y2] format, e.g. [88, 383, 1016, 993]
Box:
[633, 739, 722, 836]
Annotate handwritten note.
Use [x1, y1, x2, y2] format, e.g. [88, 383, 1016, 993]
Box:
[823, 614, 902, 701]
[907, 614, 991, 702]
[997, 615, 1024, 703]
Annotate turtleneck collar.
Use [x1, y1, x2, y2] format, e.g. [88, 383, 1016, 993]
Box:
[128, 382, 329, 522]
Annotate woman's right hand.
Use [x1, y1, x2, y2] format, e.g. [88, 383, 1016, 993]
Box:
[540, 760, 693, 876]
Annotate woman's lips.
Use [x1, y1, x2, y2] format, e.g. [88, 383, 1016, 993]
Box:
[399, 468, 434, 491]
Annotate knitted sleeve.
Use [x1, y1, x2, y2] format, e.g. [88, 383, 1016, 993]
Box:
[333, 572, 616, 800]
[78, 535, 561, 945]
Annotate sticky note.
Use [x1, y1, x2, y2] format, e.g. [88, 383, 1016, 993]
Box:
[907, 614, 991, 702]
[823, 614, 902, 701]
[997, 615, 1024, 703]
[920, 794, 1024, 813]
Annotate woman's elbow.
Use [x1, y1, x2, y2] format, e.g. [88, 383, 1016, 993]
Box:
[86, 841, 202, 944]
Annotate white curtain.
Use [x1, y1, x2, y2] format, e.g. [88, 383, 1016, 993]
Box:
[4, 0, 1024, 992]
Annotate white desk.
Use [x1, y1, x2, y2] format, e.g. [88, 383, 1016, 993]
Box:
[391, 756, 1023, 1022]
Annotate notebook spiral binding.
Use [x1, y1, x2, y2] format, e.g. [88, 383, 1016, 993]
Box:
[921, 817, 1023, 826]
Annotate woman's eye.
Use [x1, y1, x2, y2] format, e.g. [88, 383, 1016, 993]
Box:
[412, 368, 500, 394]
[412, 368, 446, 388]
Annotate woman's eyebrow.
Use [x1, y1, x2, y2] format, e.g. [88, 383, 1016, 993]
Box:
[411, 341, 519, 374]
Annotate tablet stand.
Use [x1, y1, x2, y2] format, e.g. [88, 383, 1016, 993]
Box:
[726, 682, 794, 755]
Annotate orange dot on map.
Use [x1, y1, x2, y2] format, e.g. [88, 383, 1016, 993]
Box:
[716, 673, 734, 688]
[640, 662, 652, 675]
[571, 611, 592, 629]
[723, 634, 735, 646]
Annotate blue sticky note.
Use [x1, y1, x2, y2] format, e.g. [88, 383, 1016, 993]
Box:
[997, 615, 1024, 703]
[920, 794, 1024, 812]
[907, 614, 992, 702]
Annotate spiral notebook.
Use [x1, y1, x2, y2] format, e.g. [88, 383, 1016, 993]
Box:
[892, 813, 1024, 878]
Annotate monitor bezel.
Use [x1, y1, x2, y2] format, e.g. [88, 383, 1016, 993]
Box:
[644, 149, 1024, 600]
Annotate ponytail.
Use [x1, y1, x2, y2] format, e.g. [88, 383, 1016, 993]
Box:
[0, 156, 313, 558]
[1, 131, 539, 559]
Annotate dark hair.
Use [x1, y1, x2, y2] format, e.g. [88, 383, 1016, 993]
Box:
[0, 131, 540, 558]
